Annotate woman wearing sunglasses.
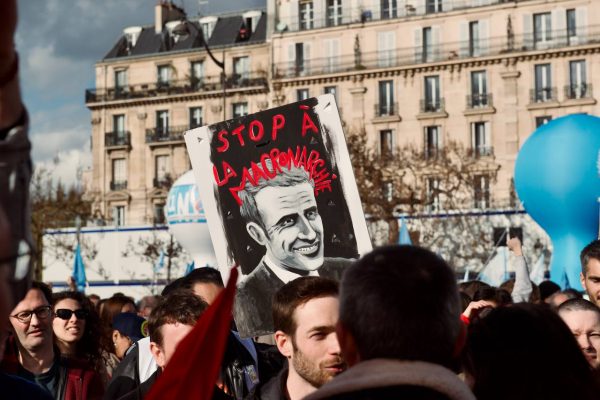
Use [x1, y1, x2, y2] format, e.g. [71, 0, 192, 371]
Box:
[52, 291, 110, 385]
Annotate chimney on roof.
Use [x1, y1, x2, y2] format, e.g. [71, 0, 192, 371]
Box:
[155, 1, 186, 34]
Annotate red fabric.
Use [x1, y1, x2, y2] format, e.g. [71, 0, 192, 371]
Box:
[146, 267, 239, 400]
[460, 314, 470, 326]
[63, 360, 104, 400]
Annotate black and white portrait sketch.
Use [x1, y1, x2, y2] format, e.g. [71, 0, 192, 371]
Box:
[185, 95, 371, 337]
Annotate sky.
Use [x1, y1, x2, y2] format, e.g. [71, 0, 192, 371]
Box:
[15, 0, 265, 187]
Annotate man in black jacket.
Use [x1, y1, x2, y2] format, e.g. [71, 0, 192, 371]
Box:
[248, 277, 345, 400]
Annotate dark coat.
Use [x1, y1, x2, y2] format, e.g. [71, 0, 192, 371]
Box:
[304, 359, 475, 400]
[234, 257, 351, 337]
[244, 367, 288, 400]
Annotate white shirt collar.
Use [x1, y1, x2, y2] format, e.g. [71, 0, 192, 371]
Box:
[262, 254, 319, 284]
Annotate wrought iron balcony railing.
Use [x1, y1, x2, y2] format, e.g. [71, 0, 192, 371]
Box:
[564, 83, 593, 100]
[86, 71, 268, 103]
[469, 146, 494, 158]
[153, 177, 172, 189]
[145, 126, 188, 143]
[374, 102, 399, 117]
[466, 93, 493, 109]
[530, 87, 558, 103]
[420, 98, 445, 113]
[110, 181, 127, 191]
[105, 131, 131, 147]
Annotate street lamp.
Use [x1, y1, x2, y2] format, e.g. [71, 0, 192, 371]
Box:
[173, 20, 226, 121]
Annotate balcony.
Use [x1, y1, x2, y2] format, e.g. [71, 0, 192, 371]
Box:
[145, 126, 188, 144]
[530, 87, 558, 104]
[424, 148, 439, 160]
[467, 93, 493, 109]
[85, 71, 268, 104]
[278, 0, 535, 33]
[110, 181, 127, 191]
[374, 103, 399, 117]
[105, 131, 131, 148]
[564, 83, 593, 100]
[469, 146, 494, 158]
[420, 98, 445, 113]
[273, 24, 600, 80]
[153, 177, 172, 189]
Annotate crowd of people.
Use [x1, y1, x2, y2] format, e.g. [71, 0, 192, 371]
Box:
[3, 0, 600, 399]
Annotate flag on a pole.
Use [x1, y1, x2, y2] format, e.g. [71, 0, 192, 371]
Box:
[529, 252, 546, 285]
[145, 267, 238, 400]
[154, 249, 165, 273]
[72, 243, 87, 292]
[398, 216, 412, 245]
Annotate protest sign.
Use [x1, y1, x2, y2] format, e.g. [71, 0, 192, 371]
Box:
[185, 94, 371, 336]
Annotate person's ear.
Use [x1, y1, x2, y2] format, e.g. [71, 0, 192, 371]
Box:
[150, 341, 167, 369]
[581, 272, 587, 291]
[336, 320, 359, 367]
[112, 330, 120, 344]
[274, 330, 293, 358]
[246, 222, 267, 246]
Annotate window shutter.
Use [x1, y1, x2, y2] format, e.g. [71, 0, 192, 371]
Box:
[479, 19, 489, 56]
[459, 21, 469, 57]
[576, 7, 588, 40]
[432, 26, 441, 61]
[485, 122, 492, 148]
[523, 14, 533, 49]
[414, 27, 422, 62]
[304, 43, 311, 74]
[554, 7, 566, 45]
[437, 126, 443, 149]
[287, 43, 295, 76]
[470, 123, 476, 150]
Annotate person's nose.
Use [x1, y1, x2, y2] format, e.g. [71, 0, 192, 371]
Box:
[327, 333, 341, 355]
[297, 216, 317, 241]
[578, 335, 594, 351]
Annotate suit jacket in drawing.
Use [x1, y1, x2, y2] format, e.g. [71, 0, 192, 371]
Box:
[233, 257, 351, 338]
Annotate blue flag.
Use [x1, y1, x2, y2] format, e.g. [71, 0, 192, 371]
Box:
[154, 249, 165, 273]
[398, 216, 412, 245]
[72, 243, 87, 292]
[185, 261, 195, 276]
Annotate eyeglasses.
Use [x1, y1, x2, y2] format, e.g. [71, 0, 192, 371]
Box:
[55, 309, 89, 321]
[10, 305, 53, 323]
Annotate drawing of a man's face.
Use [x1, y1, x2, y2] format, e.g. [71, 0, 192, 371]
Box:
[246, 182, 324, 272]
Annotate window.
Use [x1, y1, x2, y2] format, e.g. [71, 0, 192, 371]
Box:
[299, 1, 314, 30]
[426, 177, 441, 212]
[155, 155, 170, 187]
[114, 70, 127, 96]
[201, 20, 217, 40]
[326, 0, 342, 27]
[112, 158, 127, 190]
[233, 56, 250, 82]
[189, 107, 203, 128]
[378, 31, 396, 68]
[535, 116, 552, 128]
[567, 9, 577, 44]
[378, 80, 394, 116]
[291, 42, 311, 76]
[297, 89, 309, 101]
[156, 110, 169, 136]
[380, 0, 397, 19]
[380, 129, 393, 158]
[473, 175, 490, 209]
[157, 65, 171, 87]
[113, 206, 125, 226]
[469, 21, 480, 57]
[113, 114, 125, 135]
[568, 60, 587, 99]
[324, 39, 341, 72]
[534, 64, 552, 102]
[470, 71, 488, 107]
[153, 204, 165, 224]
[324, 86, 338, 103]
[190, 61, 204, 88]
[533, 13, 552, 47]
[471, 122, 491, 157]
[233, 102, 248, 118]
[422, 27, 433, 62]
[424, 126, 440, 159]
[424, 76, 440, 112]
[426, 0, 442, 14]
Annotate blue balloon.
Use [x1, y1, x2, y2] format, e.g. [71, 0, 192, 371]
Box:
[514, 114, 600, 289]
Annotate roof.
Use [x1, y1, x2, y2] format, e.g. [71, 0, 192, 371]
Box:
[104, 11, 267, 60]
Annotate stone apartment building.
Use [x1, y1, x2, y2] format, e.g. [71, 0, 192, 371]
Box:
[86, 0, 600, 226]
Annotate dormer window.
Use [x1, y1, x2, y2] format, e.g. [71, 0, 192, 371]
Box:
[123, 26, 142, 52]
[199, 16, 218, 40]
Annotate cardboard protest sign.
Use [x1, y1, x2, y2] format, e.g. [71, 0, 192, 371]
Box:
[185, 94, 371, 337]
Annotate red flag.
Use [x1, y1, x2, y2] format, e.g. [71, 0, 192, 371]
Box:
[146, 267, 239, 400]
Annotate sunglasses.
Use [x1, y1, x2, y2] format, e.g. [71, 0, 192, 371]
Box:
[55, 309, 89, 320]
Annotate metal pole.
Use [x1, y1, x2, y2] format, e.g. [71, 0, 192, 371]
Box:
[222, 50, 226, 121]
